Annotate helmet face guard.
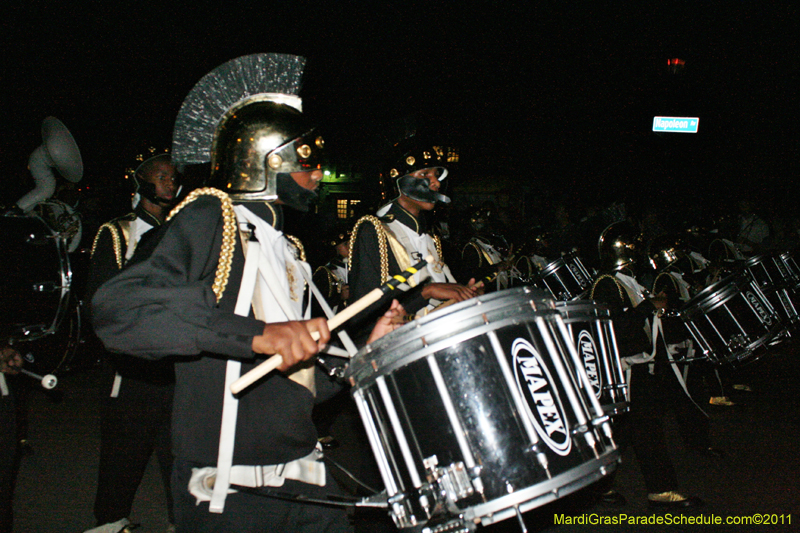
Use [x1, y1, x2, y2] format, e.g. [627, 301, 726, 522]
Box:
[396, 173, 451, 204]
[209, 100, 325, 203]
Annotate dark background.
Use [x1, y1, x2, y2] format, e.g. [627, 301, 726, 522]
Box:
[2, 1, 798, 214]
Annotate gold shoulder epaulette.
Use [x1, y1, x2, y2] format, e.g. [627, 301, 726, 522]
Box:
[91, 222, 124, 268]
[349, 215, 390, 283]
[167, 187, 236, 303]
[653, 271, 679, 295]
[590, 273, 626, 303]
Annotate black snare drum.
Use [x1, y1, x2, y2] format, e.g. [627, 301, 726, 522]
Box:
[556, 301, 628, 416]
[679, 274, 781, 365]
[0, 215, 72, 342]
[347, 288, 619, 531]
[533, 253, 594, 301]
[741, 254, 800, 326]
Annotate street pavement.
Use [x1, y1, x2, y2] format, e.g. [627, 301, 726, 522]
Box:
[10, 336, 800, 533]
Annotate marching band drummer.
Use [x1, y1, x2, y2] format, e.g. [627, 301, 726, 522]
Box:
[590, 221, 704, 510]
[348, 137, 479, 332]
[91, 53, 405, 533]
[84, 147, 181, 533]
[459, 205, 514, 291]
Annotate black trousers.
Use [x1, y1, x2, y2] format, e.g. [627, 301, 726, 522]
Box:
[622, 360, 710, 494]
[0, 382, 18, 533]
[93, 369, 174, 525]
[172, 459, 353, 533]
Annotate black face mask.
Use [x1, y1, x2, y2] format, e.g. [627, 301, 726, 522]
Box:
[276, 172, 318, 212]
[397, 175, 451, 205]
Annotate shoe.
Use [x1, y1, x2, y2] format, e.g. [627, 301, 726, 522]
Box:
[709, 396, 736, 406]
[165, 524, 176, 533]
[318, 435, 340, 450]
[733, 384, 753, 392]
[648, 491, 704, 509]
[83, 518, 134, 533]
[699, 446, 726, 459]
[597, 489, 627, 507]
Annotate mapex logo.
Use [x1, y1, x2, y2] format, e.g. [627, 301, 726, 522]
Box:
[745, 291, 772, 325]
[577, 330, 602, 399]
[568, 263, 588, 287]
[512, 338, 572, 456]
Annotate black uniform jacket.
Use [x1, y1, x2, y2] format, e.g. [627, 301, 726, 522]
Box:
[92, 196, 319, 466]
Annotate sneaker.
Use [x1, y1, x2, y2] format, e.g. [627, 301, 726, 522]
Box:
[648, 491, 704, 508]
[733, 384, 753, 392]
[709, 396, 735, 406]
[597, 489, 627, 507]
[83, 518, 132, 533]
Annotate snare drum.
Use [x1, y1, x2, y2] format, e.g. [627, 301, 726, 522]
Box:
[556, 301, 628, 416]
[741, 254, 800, 326]
[0, 214, 72, 342]
[347, 288, 619, 531]
[533, 252, 594, 301]
[679, 273, 782, 365]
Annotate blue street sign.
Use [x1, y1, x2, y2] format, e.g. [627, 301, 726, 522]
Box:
[652, 116, 699, 133]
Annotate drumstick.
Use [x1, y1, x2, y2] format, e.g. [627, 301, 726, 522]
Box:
[20, 369, 57, 390]
[230, 256, 433, 394]
[431, 274, 494, 313]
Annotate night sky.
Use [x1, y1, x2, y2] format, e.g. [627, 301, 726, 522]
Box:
[2, 1, 798, 212]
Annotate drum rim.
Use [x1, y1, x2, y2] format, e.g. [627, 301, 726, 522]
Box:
[349, 288, 551, 365]
[347, 303, 560, 387]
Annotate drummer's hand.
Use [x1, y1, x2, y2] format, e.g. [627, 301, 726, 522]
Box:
[251, 319, 331, 372]
[367, 299, 407, 344]
[649, 291, 669, 311]
[0, 346, 22, 375]
[422, 281, 479, 302]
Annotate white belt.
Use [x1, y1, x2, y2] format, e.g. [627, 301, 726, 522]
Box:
[189, 446, 326, 504]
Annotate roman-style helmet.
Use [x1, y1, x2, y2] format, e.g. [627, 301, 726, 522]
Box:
[647, 233, 688, 272]
[598, 220, 642, 273]
[386, 136, 450, 205]
[171, 53, 325, 209]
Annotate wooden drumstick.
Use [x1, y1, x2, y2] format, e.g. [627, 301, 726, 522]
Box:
[230, 256, 433, 394]
[430, 274, 494, 313]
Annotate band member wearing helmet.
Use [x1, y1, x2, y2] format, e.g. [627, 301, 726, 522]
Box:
[91, 54, 402, 533]
[459, 205, 513, 291]
[590, 221, 704, 510]
[349, 139, 479, 329]
[83, 148, 180, 533]
[311, 229, 351, 316]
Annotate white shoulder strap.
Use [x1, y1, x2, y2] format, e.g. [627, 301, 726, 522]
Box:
[209, 230, 261, 514]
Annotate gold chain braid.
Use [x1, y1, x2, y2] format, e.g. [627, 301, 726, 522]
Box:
[91, 223, 123, 269]
[590, 274, 626, 303]
[284, 235, 306, 262]
[167, 188, 236, 303]
[350, 215, 389, 283]
[433, 235, 443, 262]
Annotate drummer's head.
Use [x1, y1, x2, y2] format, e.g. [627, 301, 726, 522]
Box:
[387, 140, 451, 215]
[598, 220, 641, 275]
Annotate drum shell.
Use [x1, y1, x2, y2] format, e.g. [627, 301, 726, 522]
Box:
[532, 253, 594, 301]
[556, 300, 628, 416]
[741, 254, 795, 290]
[0, 216, 72, 342]
[678, 274, 781, 365]
[347, 288, 618, 529]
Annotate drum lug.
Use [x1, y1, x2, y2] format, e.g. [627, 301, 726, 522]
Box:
[32, 282, 65, 292]
[424, 456, 477, 504]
